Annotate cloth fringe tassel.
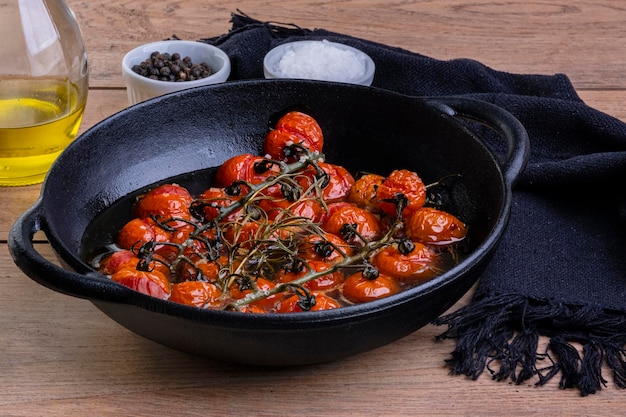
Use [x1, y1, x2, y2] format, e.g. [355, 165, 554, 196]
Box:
[434, 294, 626, 396]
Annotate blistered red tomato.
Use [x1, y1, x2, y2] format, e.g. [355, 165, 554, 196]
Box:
[299, 162, 355, 203]
[406, 207, 467, 245]
[299, 232, 352, 264]
[116, 217, 171, 250]
[195, 187, 242, 222]
[98, 249, 141, 275]
[222, 221, 261, 249]
[276, 292, 340, 313]
[229, 277, 282, 312]
[342, 272, 401, 303]
[257, 196, 326, 223]
[348, 173, 385, 212]
[134, 183, 193, 225]
[371, 242, 438, 284]
[278, 260, 344, 291]
[323, 202, 383, 243]
[376, 169, 426, 218]
[170, 281, 223, 308]
[176, 255, 227, 282]
[214, 153, 281, 189]
[99, 249, 170, 278]
[110, 268, 171, 299]
[263, 111, 324, 161]
[237, 304, 267, 314]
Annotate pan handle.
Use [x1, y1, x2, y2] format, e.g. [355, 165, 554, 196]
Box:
[8, 200, 131, 302]
[424, 96, 529, 188]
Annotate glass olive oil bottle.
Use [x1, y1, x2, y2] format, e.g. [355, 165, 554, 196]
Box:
[0, 0, 88, 186]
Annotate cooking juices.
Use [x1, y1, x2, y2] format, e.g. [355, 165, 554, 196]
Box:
[0, 78, 86, 185]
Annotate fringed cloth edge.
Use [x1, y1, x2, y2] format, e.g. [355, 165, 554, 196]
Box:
[203, 11, 626, 397]
[434, 293, 626, 396]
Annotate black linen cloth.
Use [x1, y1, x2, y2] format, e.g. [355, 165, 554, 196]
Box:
[202, 13, 626, 396]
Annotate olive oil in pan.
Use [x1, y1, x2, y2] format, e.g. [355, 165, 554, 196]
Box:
[0, 79, 86, 186]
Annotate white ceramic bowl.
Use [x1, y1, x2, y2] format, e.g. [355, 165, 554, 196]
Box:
[122, 40, 231, 105]
[263, 40, 375, 86]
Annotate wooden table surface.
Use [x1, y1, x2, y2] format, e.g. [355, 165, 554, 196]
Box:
[2, 1, 625, 415]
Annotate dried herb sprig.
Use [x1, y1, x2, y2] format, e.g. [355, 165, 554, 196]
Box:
[133, 146, 416, 311]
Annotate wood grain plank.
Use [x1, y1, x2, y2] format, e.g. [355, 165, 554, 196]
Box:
[67, 0, 626, 90]
[0, 246, 619, 416]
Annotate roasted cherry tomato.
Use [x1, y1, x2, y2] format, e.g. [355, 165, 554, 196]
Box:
[167, 223, 219, 252]
[224, 218, 301, 251]
[342, 272, 401, 303]
[110, 268, 171, 299]
[299, 162, 355, 203]
[134, 183, 193, 226]
[278, 260, 344, 291]
[289, 199, 327, 223]
[222, 221, 261, 249]
[195, 257, 226, 280]
[169, 281, 223, 308]
[320, 201, 351, 222]
[371, 242, 438, 284]
[257, 196, 326, 223]
[405, 207, 467, 245]
[176, 255, 227, 282]
[263, 111, 324, 161]
[99, 249, 170, 278]
[299, 232, 352, 264]
[348, 173, 385, 212]
[98, 249, 141, 275]
[376, 169, 426, 219]
[229, 277, 282, 311]
[276, 292, 341, 313]
[214, 153, 281, 189]
[194, 187, 242, 222]
[237, 304, 267, 314]
[322, 202, 383, 244]
[116, 217, 171, 250]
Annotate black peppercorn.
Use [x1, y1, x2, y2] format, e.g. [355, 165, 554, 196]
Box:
[132, 50, 215, 82]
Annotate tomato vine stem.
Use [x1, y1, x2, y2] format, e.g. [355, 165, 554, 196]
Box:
[134, 145, 418, 311]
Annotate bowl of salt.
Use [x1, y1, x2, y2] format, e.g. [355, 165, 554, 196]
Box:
[263, 40, 375, 86]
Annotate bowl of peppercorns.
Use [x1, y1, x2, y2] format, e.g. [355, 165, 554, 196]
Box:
[122, 40, 231, 105]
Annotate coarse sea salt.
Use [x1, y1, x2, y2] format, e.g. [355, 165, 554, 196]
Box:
[275, 40, 367, 83]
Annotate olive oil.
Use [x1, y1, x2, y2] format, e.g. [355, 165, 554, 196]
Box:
[0, 79, 86, 186]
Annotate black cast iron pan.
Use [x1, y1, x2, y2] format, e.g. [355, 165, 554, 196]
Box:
[9, 79, 528, 366]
